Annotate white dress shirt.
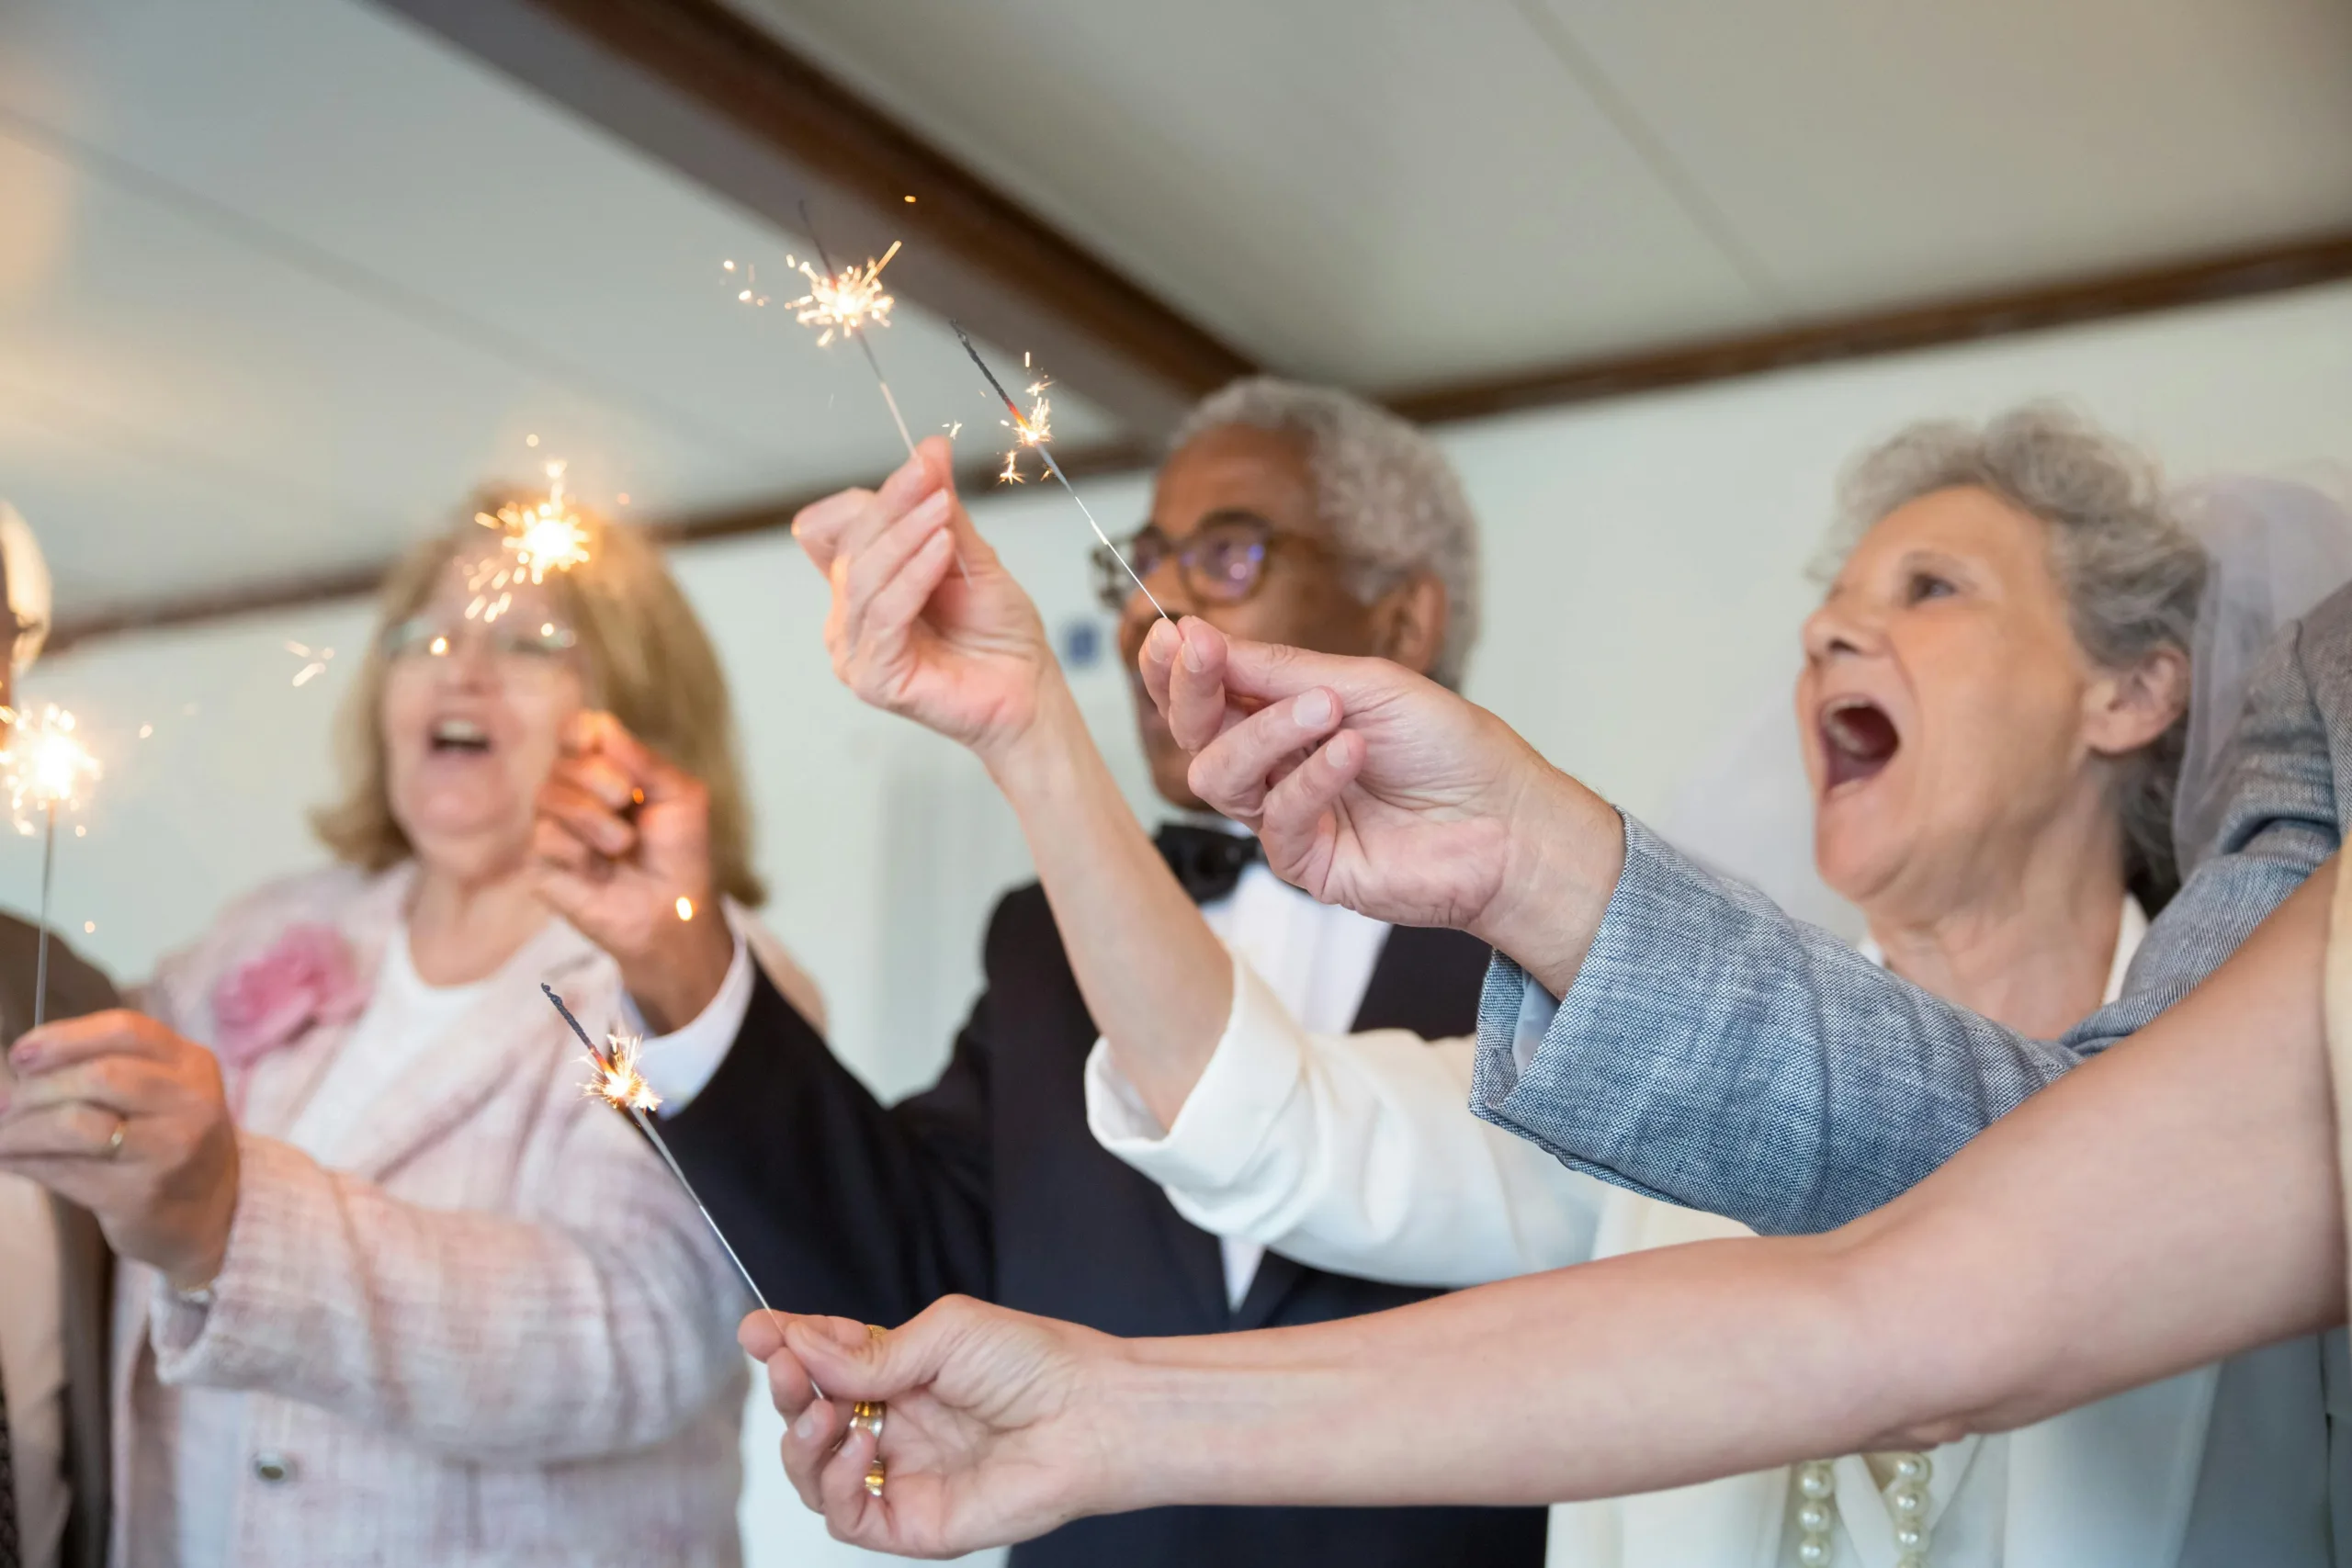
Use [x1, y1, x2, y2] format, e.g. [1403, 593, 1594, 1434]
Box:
[1084, 897, 2216, 1568]
[0, 1173, 70, 1568]
[640, 853, 1394, 1312]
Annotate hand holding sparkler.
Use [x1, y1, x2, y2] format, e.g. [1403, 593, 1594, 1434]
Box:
[792, 439, 1066, 772]
[745, 1292, 1115, 1555]
[532, 712, 733, 1034]
[1136, 619, 1624, 985]
[0, 1010, 241, 1291]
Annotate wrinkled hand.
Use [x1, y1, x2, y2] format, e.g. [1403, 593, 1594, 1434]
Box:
[532, 710, 734, 1032]
[1137, 616, 1573, 934]
[793, 437, 1061, 770]
[0, 1010, 240, 1288]
[741, 1298, 1120, 1557]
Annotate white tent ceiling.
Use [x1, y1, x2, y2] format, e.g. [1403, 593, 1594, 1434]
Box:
[3, 0, 2348, 626]
[733, 0, 2352, 389]
[0, 0, 1117, 626]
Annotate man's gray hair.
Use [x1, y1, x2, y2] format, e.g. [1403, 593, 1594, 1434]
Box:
[1820, 401, 2208, 904]
[1170, 378, 1481, 689]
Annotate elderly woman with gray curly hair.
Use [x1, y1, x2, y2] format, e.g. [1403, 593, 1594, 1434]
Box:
[1070, 404, 2352, 1567]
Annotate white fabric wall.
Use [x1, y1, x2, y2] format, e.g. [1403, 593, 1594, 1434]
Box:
[8, 276, 2351, 1564]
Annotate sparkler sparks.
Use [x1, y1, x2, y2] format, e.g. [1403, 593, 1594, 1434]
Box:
[787, 240, 900, 347]
[1, 704, 100, 834]
[469, 459, 594, 623]
[287, 641, 335, 687]
[950, 323, 1170, 621]
[993, 372, 1055, 485]
[3, 704, 102, 1028]
[581, 1029, 662, 1115]
[544, 984, 782, 1327]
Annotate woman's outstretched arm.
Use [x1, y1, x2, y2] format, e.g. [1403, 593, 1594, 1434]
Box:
[743, 860, 2346, 1558]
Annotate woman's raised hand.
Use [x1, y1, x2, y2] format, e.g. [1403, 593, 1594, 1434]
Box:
[533, 710, 734, 1033]
[741, 1297, 1121, 1558]
[1138, 618, 1627, 989]
[794, 438, 1059, 771]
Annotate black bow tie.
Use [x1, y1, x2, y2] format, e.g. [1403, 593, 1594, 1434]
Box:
[1156, 824, 1262, 904]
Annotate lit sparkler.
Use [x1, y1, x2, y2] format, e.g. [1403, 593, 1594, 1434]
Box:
[582, 1029, 662, 1114]
[788, 239, 899, 347]
[545, 984, 780, 1321]
[545, 981, 888, 1493]
[1, 704, 102, 1027]
[951, 323, 1170, 621]
[740, 205, 967, 588]
[470, 460, 593, 624]
[2, 705, 98, 832]
[726, 213, 916, 459]
[992, 359, 1054, 485]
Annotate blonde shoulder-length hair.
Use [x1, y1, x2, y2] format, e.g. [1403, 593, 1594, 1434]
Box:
[312, 502, 765, 907]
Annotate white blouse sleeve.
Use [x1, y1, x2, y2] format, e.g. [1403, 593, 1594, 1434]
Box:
[1084, 950, 1610, 1287]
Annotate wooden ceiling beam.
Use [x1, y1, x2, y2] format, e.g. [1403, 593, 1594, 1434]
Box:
[1388, 230, 2352, 424]
[45, 439, 1150, 654]
[51, 232, 2352, 652]
[368, 0, 1254, 434]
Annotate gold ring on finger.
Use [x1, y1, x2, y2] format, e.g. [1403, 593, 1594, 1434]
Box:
[856, 1325, 888, 1495]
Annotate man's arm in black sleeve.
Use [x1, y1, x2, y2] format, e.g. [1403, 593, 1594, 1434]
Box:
[660, 960, 997, 1325]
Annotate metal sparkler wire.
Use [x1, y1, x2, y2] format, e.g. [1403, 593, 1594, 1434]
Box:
[796, 202, 969, 587]
[2, 704, 100, 1027]
[546, 981, 883, 1474]
[33, 800, 53, 1028]
[541, 983, 782, 1333]
[949, 322, 1171, 623]
[797, 201, 918, 462]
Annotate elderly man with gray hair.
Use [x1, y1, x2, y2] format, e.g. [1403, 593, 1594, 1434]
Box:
[538, 379, 1549, 1567]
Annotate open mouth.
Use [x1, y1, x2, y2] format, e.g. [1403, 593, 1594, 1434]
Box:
[1818, 696, 1899, 793]
[430, 717, 492, 756]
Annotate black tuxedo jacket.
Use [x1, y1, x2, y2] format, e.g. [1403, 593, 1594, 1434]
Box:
[667, 881, 1548, 1568]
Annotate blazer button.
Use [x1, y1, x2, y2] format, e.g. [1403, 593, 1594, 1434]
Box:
[252, 1451, 296, 1483]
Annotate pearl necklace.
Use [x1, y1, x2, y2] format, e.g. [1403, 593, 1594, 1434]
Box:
[1792, 1451, 1933, 1566]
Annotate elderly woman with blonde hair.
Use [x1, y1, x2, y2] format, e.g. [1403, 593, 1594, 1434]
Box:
[0, 502, 813, 1566]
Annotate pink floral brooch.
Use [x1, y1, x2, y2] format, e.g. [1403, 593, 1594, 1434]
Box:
[212, 923, 368, 1075]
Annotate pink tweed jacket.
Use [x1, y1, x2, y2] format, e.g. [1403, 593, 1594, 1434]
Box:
[109, 863, 748, 1567]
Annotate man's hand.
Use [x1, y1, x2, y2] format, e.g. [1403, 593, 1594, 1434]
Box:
[793, 437, 1066, 773]
[533, 710, 735, 1032]
[0, 1010, 240, 1289]
[740, 1298, 1122, 1558]
[1138, 618, 1626, 988]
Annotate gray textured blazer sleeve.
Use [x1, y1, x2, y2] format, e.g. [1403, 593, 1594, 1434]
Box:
[1470, 614, 2343, 1235]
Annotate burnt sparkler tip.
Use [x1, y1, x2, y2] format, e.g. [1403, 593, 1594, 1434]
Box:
[950, 323, 1024, 420]
[541, 984, 597, 1053]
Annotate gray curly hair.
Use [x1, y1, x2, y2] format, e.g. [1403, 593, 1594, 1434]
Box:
[1818, 402, 2208, 905]
[1170, 378, 1482, 689]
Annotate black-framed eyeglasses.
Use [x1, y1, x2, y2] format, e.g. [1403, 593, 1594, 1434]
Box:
[1091, 514, 1348, 615]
